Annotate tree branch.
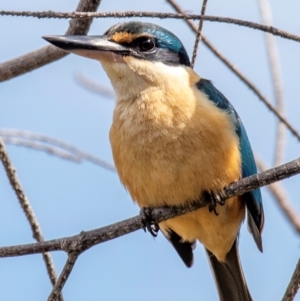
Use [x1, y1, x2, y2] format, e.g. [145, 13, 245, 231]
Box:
[0, 137, 63, 301]
[166, 0, 300, 143]
[191, 0, 209, 68]
[0, 129, 115, 172]
[282, 259, 300, 301]
[0, 156, 299, 258]
[256, 157, 300, 233]
[0, 11, 299, 43]
[0, 0, 102, 82]
[258, 0, 286, 166]
[74, 73, 115, 98]
[47, 252, 80, 301]
[3, 138, 82, 163]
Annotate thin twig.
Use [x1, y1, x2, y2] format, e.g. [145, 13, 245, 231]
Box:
[48, 252, 80, 301]
[0, 0, 102, 82]
[74, 73, 115, 98]
[0, 11, 299, 43]
[258, 0, 285, 166]
[0, 138, 63, 301]
[3, 138, 81, 163]
[282, 259, 300, 301]
[191, 0, 208, 68]
[0, 156, 299, 258]
[0, 129, 116, 172]
[166, 0, 300, 142]
[1, 129, 93, 157]
[256, 157, 300, 233]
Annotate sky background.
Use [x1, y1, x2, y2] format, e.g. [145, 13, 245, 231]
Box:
[1, 0, 300, 300]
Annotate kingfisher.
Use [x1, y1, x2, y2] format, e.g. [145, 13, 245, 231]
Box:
[44, 21, 264, 301]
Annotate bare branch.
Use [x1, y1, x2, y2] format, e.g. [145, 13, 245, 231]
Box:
[74, 73, 115, 98]
[48, 252, 80, 301]
[3, 138, 81, 163]
[0, 47, 66, 82]
[1, 129, 91, 156]
[0, 129, 116, 172]
[0, 138, 62, 300]
[256, 157, 300, 233]
[282, 259, 300, 301]
[0, 135, 45, 242]
[191, 0, 209, 68]
[166, 0, 300, 142]
[0, 156, 299, 258]
[0, 0, 102, 82]
[0, 11, 299, 43]
[258, 0, 285, 166]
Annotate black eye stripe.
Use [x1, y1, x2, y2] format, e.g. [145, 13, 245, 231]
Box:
[118, 36, 156, 53]
[114, 33, 190, 66]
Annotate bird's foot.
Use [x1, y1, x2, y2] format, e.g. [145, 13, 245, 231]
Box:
[140, 207, 159, 237]
[203, 191, 225, 216]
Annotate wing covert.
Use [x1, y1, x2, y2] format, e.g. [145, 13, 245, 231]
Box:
[196, 79, 264, 250]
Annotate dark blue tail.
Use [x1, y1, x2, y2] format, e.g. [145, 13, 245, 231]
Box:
[206, 239, 253, 301]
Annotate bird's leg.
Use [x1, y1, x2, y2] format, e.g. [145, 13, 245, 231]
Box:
[140, 207, 159, 237]
[202, 190, 226, 216]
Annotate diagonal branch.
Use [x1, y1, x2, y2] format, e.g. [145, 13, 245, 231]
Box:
[0, 0, 102, 82]
[0, 156, 299, 258]
[258, 0, 285, 166]
[47, 252, 80, 301]
[166, 0, 300, 143]
[191, 0, 209, 68]
[0, 137, 63, 301]
[3, 138, 82, 163]
[256, 157, 300, 233]
[282, 258, 300, 301]
[74, 73, 115, 98]
[0, 129, 116, 172]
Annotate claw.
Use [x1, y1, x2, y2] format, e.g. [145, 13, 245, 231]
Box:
[209, 204, 219, 216]
[203, 190, 225, 216]
[140, 207, 159, 237]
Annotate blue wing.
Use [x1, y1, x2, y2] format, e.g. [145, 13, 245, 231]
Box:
[196, 79, 264, 251]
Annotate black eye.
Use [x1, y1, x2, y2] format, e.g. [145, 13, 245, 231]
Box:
[138, 38, 155, 52]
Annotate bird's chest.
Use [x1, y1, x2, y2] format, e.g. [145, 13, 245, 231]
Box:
[109, 89, 241, 208]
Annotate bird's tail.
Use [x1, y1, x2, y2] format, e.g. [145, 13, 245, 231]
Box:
[206, 239, 253, 301]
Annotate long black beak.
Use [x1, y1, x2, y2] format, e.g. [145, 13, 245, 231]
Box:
[43, 35, 130, 61]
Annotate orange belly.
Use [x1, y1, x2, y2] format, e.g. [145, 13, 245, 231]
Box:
[110, 83, 244, 261]
[160, 196, 245, 262]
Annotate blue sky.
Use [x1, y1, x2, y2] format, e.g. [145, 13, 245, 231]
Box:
[1, 0, 300, 300]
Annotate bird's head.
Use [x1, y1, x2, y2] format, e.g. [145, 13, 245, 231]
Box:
[44, 22, 192, 97]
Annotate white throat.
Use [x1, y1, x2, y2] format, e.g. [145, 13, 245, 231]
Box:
[99, 57, 194, 103]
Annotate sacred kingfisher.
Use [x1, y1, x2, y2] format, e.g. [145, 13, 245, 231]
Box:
[44, 21, 264, 301]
